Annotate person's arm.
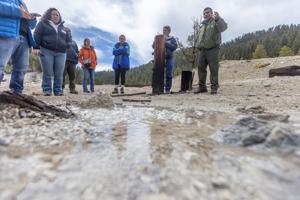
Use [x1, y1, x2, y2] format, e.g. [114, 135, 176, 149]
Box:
[0, 1, 21, 18]
[74, 42, 79, 54]
[112, 44, 121, 56]
[79, 49, 84, 66]
[27, 18, 37, 29]
[215, 18, 227, 32]
[214, 12, 227, 32]
[33, 22, 44, 49]
[165, 37, 177, 51]
[93, 49, 98, 66]
[118, 43, 130, 55]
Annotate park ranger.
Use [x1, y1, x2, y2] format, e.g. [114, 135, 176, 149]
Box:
[195, 7, 227, 95]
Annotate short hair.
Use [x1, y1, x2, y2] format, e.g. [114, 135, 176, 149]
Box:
[119, 34, 126, 39]
[163, 25, 171, 32]
[203, 7, 213, 12]
[41, 8, 62, 23]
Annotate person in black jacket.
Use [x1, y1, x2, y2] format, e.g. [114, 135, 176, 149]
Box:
[62, 28, 79, 94]
[33, 8, 71, 96]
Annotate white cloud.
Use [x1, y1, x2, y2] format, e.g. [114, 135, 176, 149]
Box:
[26, 0, 300, 65]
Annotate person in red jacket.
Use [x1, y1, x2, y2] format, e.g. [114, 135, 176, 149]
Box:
[79, 38, 97, 93]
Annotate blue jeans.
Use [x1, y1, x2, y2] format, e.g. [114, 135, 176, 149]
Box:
[83, 68, 95, 92]
[165, 58, 174, 92]
[0, 36, 29, 93]
[40, 47, 66, 95]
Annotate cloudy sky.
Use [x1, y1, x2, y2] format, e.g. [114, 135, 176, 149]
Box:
[26, 0, 300, 69]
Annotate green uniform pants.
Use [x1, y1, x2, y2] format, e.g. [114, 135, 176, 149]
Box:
[198, 47, 220, 90]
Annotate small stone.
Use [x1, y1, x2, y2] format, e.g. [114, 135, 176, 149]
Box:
[0, 138, 9, 146]
[50, 140, 59, 146]
[211, 176, 230, 189]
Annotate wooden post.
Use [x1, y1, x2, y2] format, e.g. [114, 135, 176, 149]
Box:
[152, 34, 165, 94]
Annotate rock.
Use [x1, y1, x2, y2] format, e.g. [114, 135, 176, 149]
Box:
[237, 105, 265, 114]
[50, 140, 59, 146]
[242, 134, 266, 147]
[211, 176, 230, 189]
[0, 138, 9, 146]
[212, 117, 300, 150]
[0, 191, 17, 200]
[264, 83, 271, 88]
[257, 114, 289, 122]
[265, 126, 300, 148]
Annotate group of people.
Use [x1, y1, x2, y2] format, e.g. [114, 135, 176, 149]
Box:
[0, 0, 227, 96]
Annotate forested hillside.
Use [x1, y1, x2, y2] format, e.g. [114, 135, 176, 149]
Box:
[220, 24, 300, 60]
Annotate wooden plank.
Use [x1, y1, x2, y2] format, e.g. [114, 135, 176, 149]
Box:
[122, 98, 152, 103]
[111, 92, 147, 97]
[152, 34, 165, 95]
[125, 84, 151, 88]
[269, 65, 300, 77]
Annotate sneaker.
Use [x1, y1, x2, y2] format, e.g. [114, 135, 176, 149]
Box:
[165, 90, 171, 94]
[83, 90, 90, 93]
[112, 88, 118, 94]
[194, 87, 208, 94]
[91, 90, 95, 93]
[54, 93, 63, 96]
[120, 87, 124, 94]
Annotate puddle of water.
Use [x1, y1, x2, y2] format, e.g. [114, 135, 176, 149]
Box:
[1, 107, 300, 200]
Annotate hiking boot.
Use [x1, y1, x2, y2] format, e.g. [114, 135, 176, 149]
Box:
[194, 87, 208, 94]
[210, 89, 218, 95]
[112, 88, 118, 94]
[120, 87, 124, 94]
[70, 89, 78, 94]
[44, 92, 51, 96]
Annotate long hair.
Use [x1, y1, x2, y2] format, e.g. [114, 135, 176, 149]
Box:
[41, 8, 62, 23]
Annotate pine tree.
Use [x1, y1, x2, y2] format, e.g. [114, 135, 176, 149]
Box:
[279, 46, 294, 57]
[252, 44, 268, 59]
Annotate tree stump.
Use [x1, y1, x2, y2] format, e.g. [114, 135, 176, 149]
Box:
[269, 65, 300, 77]
[152, 34, 165, 94]
[0, 91, 74, 118]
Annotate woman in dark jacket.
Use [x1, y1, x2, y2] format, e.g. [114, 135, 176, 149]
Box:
[33, 8, 71, 96]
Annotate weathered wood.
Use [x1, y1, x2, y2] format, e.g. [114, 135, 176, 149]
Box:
[111, 92, 147, 97]
[125, 84, 151, 88]
[152, 34, 165, 95]
[122, 98, 151, 103]
[269, 65, 300, 78]
[0, 91, 75, 118]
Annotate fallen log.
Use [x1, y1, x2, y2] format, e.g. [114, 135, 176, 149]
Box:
[0, 91, 75, 118]
[122, 98, 151, 103]
[111, 92, 147, 97]
[269, 65, 300, 78]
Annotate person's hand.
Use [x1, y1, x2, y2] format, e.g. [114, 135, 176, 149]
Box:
[20, 5, 32, 19]
[32, 49, 40, 56]
[213, 11, 220, 20]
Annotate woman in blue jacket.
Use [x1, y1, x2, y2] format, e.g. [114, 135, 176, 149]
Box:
[33, 8, 71, 96]
[112, 35, 130, 94]
[0, 0, 37, 93]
